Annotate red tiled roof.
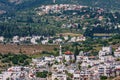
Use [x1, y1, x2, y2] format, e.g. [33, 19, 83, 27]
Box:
[64, 51, 73, 55]
[8, 68, 13, 72]
[29, 74, 34, 77]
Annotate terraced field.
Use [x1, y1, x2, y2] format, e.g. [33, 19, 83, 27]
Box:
[0, 44, 58, 54]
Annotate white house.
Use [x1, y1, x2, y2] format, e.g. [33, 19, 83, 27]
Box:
[76, 36, 86, 41]
[52, 73, 67, 80]
[41, 39, 49, 44]
[0, 36, 4, 42]
[32, 58, 43, 63]
[82, 56, 89, 62]
[55, 56, 63, 63]
[99, 46, 112, 58]
[115, 65, 120, 76]
[81, 62, 89, 68]
[98, 64, 113, 77]
[63, 36, 69, 40]
[8, 66, 23, 72]
[102, 46, 112, 54]
[31, 38, 37, 44]
[73, 71, 80, 80]
[80, 70, 91, 78]
[44, 56, 55, 62]
[64, 51, 74, 62]
[52, 64, 66, 73]
[69, 37, 76, 42]
[1, 71, 27, 80]
[99, 56, 115, 62]
[53, 38, 63, 44]
[2, 72, 13, 80]
[13, 36, 19, 43]
[99, 50, 106, 57]
[114, 47, 120, 58]
[36, 61, 47, 68]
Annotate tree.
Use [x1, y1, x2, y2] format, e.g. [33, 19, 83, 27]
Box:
[88, 65, 91, 68]
[75, 46, 79, 55]
[100, 76, 107, 80]
[54, 78, 59, 80]
[23, 60, 29, 66]
[0, 71, 1, 74]
[67, 77, 72, 80]
[36, 71, 48, 78]
[6, 78, 10, 80]
[12, 57, 18, 64]
[48, 40, 53, 43]
[74, 46, 79, 61]
[48, 72, 52, 77]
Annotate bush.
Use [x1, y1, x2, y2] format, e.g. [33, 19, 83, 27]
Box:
[0, 53, 31, 66]
[100, 76, 107, 80]
[36, 71, 48, 78]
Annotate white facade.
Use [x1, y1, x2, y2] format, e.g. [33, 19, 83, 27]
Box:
[52, 73, 67, 80]
[98, 64, 112, 77]
[41, 40, 48, 44]
[44, 56, 55, 61]
[99, 46, 112, 59]
[36, 61, 47, 67]
[0, 36, 4, 42]
[30, 38, 37, 44]
[100, 56, 115, 62]
[13, 36, 19, 43]
[83, 56, 89, 62]
[114, 47, 120, 58]
[8, 66, 23, 72]
[102, 46, 112, 54]
[73, 72, 80, 80]
[64, 54, 74, 62]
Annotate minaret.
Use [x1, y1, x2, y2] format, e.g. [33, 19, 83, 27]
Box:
[59, 45, 62, 56]
[53, 0, 56, 3]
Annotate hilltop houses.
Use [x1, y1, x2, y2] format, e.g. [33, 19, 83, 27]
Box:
[37, 4, 87, 15]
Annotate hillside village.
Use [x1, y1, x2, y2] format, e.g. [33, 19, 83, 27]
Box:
[0, 34, 86, 45]
[0, 1, 120, 80]
[0, 45, 120, 80]
[0, 4, 120, 38]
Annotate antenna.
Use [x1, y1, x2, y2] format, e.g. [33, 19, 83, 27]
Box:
[53, 0, 56, 3]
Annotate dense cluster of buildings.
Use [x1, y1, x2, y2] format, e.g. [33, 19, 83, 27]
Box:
[36, 4, 87, 15]
[0, 46, 120, 80]
[0, 35, 86, 45]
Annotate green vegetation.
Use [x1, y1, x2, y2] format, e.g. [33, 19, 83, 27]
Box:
[67, 77, 72, 80]
[100, 76, 107, 80]
[0, 0, 120, 38]
[62, 34, 120, 56]
[0, 0, 52, 12]
[0, 71, 1, 74]
[54, 78, 59, 80]
[0, 53, 31, 67]
[65, 71, 73, 79]
[36, 71, 48, 78]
